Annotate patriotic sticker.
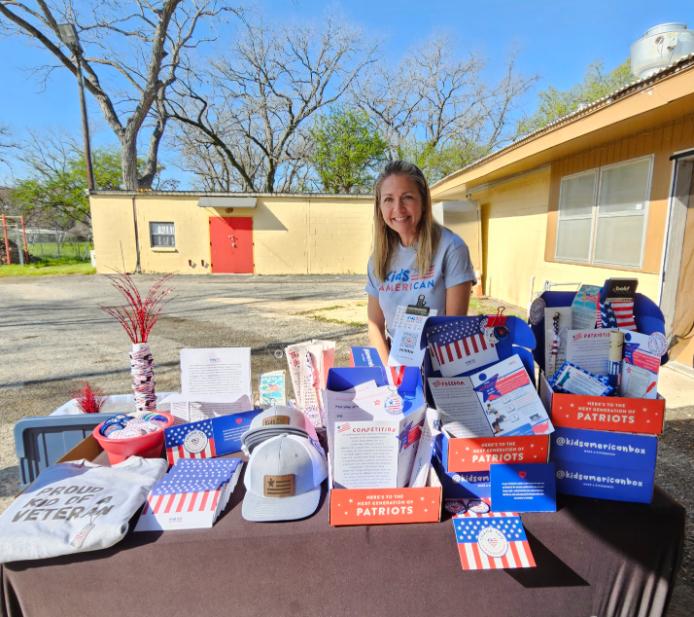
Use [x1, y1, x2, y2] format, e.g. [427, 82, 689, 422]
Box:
[647, 332, 668, 357]
[453, 512, 536, 570]
[184, 430, 209, 454]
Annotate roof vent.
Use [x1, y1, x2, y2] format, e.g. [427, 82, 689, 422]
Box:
[631, 23, 694, 79]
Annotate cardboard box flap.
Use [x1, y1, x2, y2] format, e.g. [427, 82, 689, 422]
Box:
[530, 290, 667, 372]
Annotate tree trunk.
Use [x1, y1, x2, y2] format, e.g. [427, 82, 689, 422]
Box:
[121, 138, 139, 191]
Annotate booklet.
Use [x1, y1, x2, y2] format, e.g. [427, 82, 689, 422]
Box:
[162, 393, 253, 422]
[259, 370, 287, 405]
[388, 305, 438, 367]
[286, 340, 335, 428]
[426, 317, 499, 377]
[571, 284, 601, 330]
[180, 348, 251, 401]
[429, 355, 553, 437]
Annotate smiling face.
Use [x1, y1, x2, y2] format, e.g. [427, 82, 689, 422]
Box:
[378, 174, 423, 246]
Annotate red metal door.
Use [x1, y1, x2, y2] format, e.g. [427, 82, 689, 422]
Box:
[209, 217, 253, 273]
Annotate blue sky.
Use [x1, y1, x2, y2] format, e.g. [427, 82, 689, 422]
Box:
[0, 0, 692, 187]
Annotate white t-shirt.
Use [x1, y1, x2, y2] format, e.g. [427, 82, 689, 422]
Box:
[366, 227, 476, 337]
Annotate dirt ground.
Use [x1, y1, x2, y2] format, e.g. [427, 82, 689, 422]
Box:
[0, 274, 692, 615]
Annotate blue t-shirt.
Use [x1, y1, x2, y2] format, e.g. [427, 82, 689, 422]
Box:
[366, 227, 476, 337]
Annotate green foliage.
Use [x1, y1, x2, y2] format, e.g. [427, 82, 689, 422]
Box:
[310, 108, 388, 193]
[12, 148, 131, 229]
[0, 262, 95, 277]
[400, 140, 489, 184]
[518, 60, 635, 136]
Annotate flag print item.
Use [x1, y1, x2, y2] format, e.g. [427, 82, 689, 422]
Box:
[600, 300, 636, 331]
[165, 419, 216, 464]
[472, 367, 530, 403]
[426, 317, 499, 377]
[453, 512, 536, 570]
[136, 458, 243, 531]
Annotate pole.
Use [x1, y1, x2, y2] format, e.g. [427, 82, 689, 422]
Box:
[1, 214, 10, 265]
[75, 53, 95, 192]
[19, 215, 29, 263]
[131, 195, 142, 274]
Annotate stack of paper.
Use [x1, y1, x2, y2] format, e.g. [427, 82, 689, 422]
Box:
[285, 340, 335, 428]
[135, 458, 243, 531]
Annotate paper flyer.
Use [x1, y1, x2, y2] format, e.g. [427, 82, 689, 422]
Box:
[408, 408, 442, 488]
[565, 329, 612, 376]
[469, 355, 553, 436]
[285, 340, 335, 428]
[490, 463, 557, 513]
[428, 377, 493, 437]
[333, 421, 399, 489]
[180, 348, 251, 401]
[620, 331, 663, 399]
[426, 317, 499, 377]
[258, 370, 287, 405]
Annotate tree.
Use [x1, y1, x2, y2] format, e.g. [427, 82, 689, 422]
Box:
[0, 1, 235, 190]
[517, 60, 634, 136]
[353, 36, 536, 182]
[12, 136, 138, 230]
[169, 18, 374, 192]
[310, 108, 387, 193]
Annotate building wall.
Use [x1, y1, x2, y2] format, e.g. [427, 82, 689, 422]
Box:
[90, 194, 374, 275]
[474, 166, 660, 309]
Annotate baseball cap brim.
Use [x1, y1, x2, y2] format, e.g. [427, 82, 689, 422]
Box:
[242, 485, 322, 522]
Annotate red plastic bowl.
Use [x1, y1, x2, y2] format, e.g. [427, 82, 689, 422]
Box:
[93, 412, 174, 465]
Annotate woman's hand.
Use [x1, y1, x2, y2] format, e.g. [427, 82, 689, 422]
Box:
[367, 295, 390, 365]
[445, 281, 473, 316]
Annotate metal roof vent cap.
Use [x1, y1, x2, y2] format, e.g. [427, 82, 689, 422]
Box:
[631, 23, 694, 79]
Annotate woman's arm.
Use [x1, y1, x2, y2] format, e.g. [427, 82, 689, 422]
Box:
[445, 281, 473, 316]
[367, 294, 390, 365]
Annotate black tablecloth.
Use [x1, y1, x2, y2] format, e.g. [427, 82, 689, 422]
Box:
[1, 484, 684, 617]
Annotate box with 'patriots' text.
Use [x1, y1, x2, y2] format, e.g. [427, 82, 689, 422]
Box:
[550, 427, 657, 503]
[539, 373, 665, 435]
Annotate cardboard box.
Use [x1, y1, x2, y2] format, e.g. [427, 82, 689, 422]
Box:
[328, 467, 442, 526]
[433, 456, 490, 499]
[550, 427, 657, 503]
[539, 372, 665, 435]
[437, 432, 550, 473]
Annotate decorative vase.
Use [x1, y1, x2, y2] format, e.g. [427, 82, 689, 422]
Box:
[130, 342, 156, 412]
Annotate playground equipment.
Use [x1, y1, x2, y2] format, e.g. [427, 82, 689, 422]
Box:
[1, 214, 29, 265]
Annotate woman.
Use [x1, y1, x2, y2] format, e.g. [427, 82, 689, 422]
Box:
[366, 160, 476, 364]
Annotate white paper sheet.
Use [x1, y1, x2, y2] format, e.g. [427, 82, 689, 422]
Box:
[565, 329, 612, 376]
[180, 348, 251, 400]
[388, 306, 437, 367]
[408, 408, 442, 488]
[333, 421, 399, 489]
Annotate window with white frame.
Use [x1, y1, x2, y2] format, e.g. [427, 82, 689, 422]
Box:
[555, 156, 652, 268]
[149, 221, 175, 248]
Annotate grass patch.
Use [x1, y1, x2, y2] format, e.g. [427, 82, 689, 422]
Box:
[0, 262, 96, 277]
[28, 241, 92, 261]
[312, 314, 366, 328]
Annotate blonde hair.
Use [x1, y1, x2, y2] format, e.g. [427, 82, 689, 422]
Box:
[372, 160, 441, 281]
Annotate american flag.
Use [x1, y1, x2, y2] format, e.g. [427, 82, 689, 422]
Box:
[453, 512, 536, 570]
[337, 423, 352, 433]
[397, 421, 422, 451]
[426, 318, 498, 377]
[473, 368, 530, 402]
[600, 300, 636, 330]
[142, 459, 242, 516]
[165, 419, 217, 465]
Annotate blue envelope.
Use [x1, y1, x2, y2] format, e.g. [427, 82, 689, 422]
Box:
[490, 463, 557, 512]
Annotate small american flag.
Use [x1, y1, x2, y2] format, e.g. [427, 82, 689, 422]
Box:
[426, 318, 498, 377]
[165, 419, 217, 465]
[453, 512, 536, 570]
[623, 342, 660, 373]
[337, 423, 352, 433]
[600, 300, 636, 330]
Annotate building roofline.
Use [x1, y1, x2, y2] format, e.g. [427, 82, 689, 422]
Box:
[90, 190, 374, 200]
[432, 52, 694, 191]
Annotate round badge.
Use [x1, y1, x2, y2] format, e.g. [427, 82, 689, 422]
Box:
[384, 391, 403, 414]
[528, 297, 546, 325]
[647, 332, 668, 357]
[183, 429, 209, 454]
[467, 499, 490, 514]
[478, 526, 508, 558]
